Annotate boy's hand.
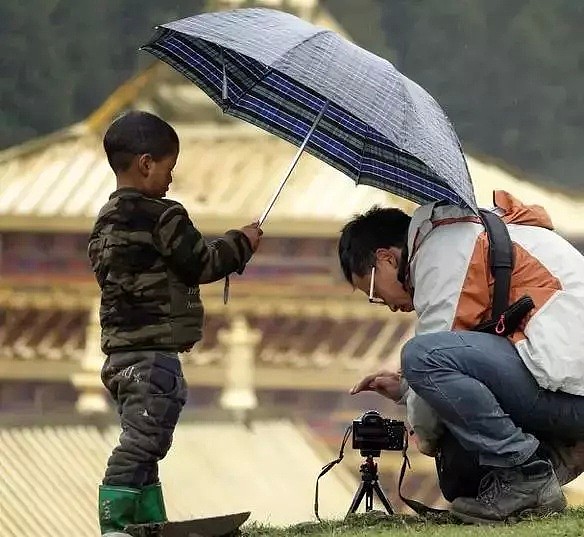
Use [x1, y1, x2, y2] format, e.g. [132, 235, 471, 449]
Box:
[240, 222, 263, 252]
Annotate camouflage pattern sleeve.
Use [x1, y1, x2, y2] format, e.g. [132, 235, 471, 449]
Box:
[153, 203, 253, 285]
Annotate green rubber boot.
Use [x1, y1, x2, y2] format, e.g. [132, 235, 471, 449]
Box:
[135, 482, 168, 524]
[98, 484, 141, 536]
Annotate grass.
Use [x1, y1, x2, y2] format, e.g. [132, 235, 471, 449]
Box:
[242, 508, 584, 537]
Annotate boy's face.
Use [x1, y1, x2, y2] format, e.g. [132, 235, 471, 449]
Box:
[137, 150, 178, 198]
[351, 248, 414, 313]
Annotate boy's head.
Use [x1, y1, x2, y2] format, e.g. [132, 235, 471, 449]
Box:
[338, 206, 414, 312]
[103, 111, 179, 198]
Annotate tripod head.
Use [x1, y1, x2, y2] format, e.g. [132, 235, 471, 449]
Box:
[358, 455, 379, 482]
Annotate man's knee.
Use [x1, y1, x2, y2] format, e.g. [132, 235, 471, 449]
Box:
[401, 332, 460, 382]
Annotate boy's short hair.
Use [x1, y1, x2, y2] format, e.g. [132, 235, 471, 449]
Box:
[103, 110, 179, 173]
[338, 206, 412, 284]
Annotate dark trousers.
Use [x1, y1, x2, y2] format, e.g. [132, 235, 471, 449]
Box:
[435, 430, 487, 502]
[101, 350, 188, 487]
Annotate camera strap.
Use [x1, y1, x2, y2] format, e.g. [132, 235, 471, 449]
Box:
[314, 426, 448, 520]
[397, 433, 447, 515]
[314, 425, 352, 521]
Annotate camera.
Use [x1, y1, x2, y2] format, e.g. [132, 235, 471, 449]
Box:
[352, 410, 405, 457]
[314, 410, 405, 519]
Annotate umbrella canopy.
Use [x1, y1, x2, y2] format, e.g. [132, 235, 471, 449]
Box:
[142, 8, 477, 213]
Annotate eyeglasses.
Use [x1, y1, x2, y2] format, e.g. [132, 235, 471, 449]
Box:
[368, 266, 385, 305]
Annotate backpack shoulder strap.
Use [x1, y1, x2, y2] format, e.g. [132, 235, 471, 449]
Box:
[478, 209, 514, 319]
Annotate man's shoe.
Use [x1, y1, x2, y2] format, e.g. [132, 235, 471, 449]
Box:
[451, 458, 567, 524]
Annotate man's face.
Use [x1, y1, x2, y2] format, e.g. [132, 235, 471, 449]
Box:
[137, 150, 178, 198]
[351, 248, 414, 313]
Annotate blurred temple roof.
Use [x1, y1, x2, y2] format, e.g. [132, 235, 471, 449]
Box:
[0, 121, 406, 237]
[2, 418, 584, 537]
[0, 2, 583, 238]
[0, 419, 358, 536]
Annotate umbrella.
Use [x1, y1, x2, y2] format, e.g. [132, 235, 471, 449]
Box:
[141, 8, 477, 223]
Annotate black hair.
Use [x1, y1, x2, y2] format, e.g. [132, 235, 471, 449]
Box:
[338, 206, 412, 284]
[103, 110, 179, 173]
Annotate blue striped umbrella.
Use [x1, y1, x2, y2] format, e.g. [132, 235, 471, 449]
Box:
[142, 8, 478, 222]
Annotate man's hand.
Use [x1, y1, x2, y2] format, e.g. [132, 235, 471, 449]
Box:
[350, 369, 403, 402]
[240, 222, 263, 253]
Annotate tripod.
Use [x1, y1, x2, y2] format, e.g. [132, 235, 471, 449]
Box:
[345, 454, 394, 518]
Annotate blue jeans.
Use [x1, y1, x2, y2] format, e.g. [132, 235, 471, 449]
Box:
[402, 331, 584, 468]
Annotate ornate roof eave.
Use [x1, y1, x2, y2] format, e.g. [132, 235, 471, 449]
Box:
[0, 279, 415, 387]
[0, 279, 409, 320]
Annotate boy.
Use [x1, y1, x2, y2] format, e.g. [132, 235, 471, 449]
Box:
[88, 110, 262, 536]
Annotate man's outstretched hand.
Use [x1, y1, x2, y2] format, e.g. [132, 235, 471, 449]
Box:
[350, 369, 403, 402]
[241, 222, 263, 252]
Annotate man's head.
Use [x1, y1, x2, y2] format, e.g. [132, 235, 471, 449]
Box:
[103, 111, 179, 198]
[339, 206, 414, 312]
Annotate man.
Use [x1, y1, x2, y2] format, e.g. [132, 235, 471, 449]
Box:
[339, 190, 584, 524]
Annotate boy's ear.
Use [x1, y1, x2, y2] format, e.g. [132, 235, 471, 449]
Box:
[137, 154, 153, 176]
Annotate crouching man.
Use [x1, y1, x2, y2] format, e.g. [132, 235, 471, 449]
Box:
[340, 191, 584, 524]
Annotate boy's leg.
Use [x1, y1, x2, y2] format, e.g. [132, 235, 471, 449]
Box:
[100, 351, 187, 533]
[402, 331, 568, 522]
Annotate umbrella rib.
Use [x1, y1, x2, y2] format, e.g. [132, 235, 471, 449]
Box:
[221, 47, 228, 101]
[355, 125, 369, 187]
[222, 29, 332, 111]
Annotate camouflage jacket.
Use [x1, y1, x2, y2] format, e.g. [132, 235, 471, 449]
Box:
[88, 188, 253, 354]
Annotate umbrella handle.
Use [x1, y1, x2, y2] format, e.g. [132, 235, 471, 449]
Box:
[258, 100, 330, 226]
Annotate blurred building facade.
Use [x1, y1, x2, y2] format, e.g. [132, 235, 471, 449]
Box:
[1, 0, 584, 534]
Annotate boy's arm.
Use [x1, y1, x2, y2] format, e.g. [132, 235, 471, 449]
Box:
[154, 203, 256, 285]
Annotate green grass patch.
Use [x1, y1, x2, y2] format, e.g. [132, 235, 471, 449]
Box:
[242, 508, 584, 537]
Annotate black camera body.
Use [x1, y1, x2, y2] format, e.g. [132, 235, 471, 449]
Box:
[352, 410, 405, 457]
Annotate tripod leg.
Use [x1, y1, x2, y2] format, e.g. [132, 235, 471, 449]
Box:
[345, 483, 367, 518]
[365, 486, 373, 512]
[372, 482, 394, 515]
